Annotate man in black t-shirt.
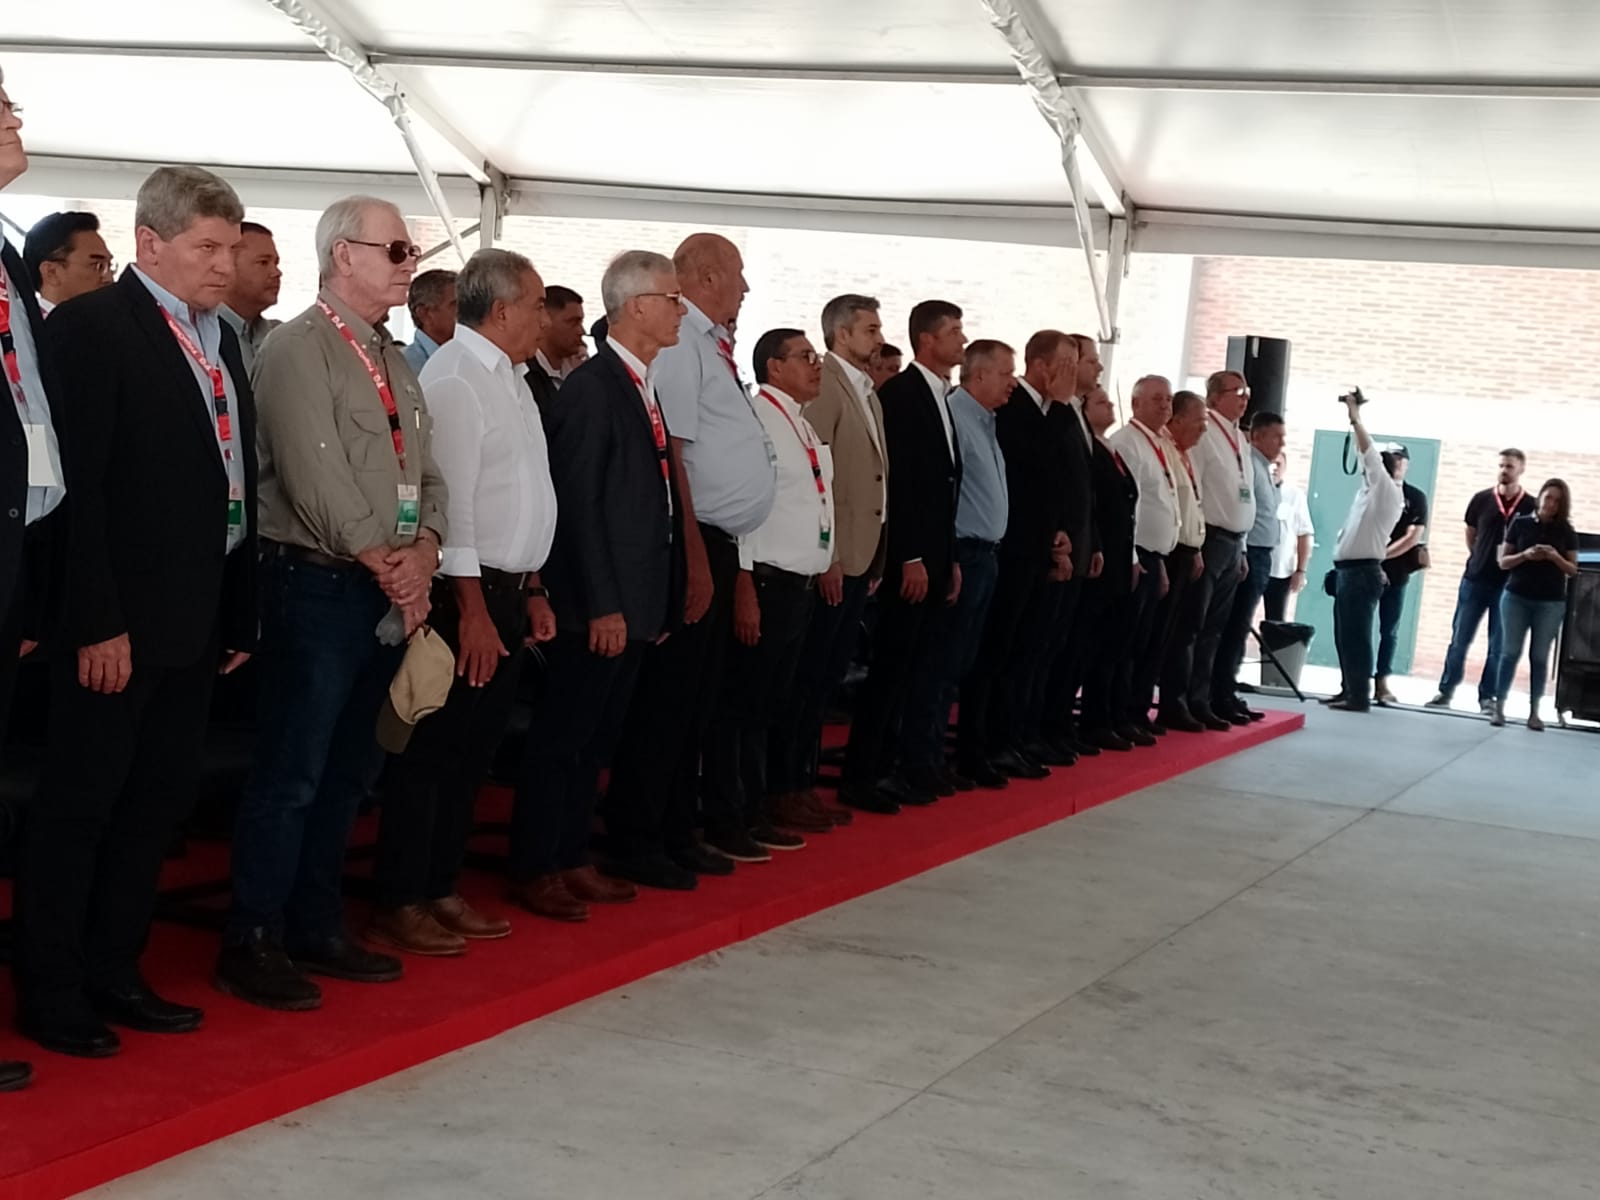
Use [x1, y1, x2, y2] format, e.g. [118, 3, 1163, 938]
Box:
[1427, 449, 1536, 713]
[1374, 447, 1428, 705]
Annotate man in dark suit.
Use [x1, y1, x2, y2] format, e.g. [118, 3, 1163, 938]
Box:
[511, 250, 688, 906]
[15, 166, 258, 1058]
[1078, 386, 1141, 737]
[840, 300, 965, 811]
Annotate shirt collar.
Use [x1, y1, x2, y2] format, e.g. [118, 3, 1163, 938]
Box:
[318, 287, 387, 347]
[133, 264, 214, 328]
[831, 352, 874, 397]
[535, 348, 562, 378]
[1251, 444, 1273, 468]
[682, 298, 717, 339]
[949, 385, 991, 421]
[38, 294, 55, 316]
[1017, 377, 1046, 410]
[758, 383, 801, 415]
[607, 336, 651, 387]
[913, 360, 951, 398]
[454, 323, 514, 378]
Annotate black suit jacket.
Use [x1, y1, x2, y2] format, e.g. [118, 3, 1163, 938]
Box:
[996, 384, 1067, 569]
[1045, 400, 1099, 575]
[879, 365, 962, 586]
[1, 238, 64, 633]
[537, 345, 684, 641]
[45, 269, 258, 664]
[524, 359, 558, 411]
[1089, 438, 1139, 597]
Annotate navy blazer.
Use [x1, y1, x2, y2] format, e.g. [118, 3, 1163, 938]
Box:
[878, 364, 963, 586]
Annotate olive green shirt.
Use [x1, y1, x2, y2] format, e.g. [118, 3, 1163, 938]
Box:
[253, 289, 447, 558]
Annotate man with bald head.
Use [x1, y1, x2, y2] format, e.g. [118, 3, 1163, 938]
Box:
[604, 232, 777, 880]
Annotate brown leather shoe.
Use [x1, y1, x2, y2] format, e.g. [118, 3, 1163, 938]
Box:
[366, 905, 468, 957]
[563, 865, 637, 904]
[428, 895, 512, 940]
[508, 875, 589, 923]
[769, 791, 836, 833]
[805, 788, 854, 827]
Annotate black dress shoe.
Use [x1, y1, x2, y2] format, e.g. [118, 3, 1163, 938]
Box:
[1222, 707, 1252, 727]
[837, 781, 900, 814]
[1060, 732, 1101, 758]
[991, 748, 1049, 780]
[1146, 718, 1169, 737]
[1087, 727, 1134, 752]
[957, 760, 1009, 790]
[604, 853, 699, 891]
[214, 932, 322, 1012]
[670, 841, 738, 876]
[90, 981, 204, 1034]
[879, 771, 938, 807]
[1158, 708, 1206, 734]
[704, 829, 771, 864]
[288, 935, 403, 984]
[942, 765, 976, 792]
[1022, 740, 1076, 767]
[0, 1060, 32, 1092]
[16, 1009, 121, 1059]
[750, 823, 806, 851]
[1190, 705, 1234, 732]
[904, 764, 955, 798]
[1116, 723, 1158, 748]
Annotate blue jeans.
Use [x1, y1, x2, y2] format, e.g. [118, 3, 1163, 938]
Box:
[901, 540, 999, 768]
[1438, 576, 1506, 702]
[1216, 544, 1274, 702]
[1375, 573, 1411, 680]
[1496, 591, 1566, 703]
[1333, 561, 1386, 708]
[226, 555, 402, 946]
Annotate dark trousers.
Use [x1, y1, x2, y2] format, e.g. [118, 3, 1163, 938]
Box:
[1101, 547, 1164, 729]
[1190, 529, 1245, 713]
[1043, 569, 1111, 742]
[958, 553, 1038, 764]
[1333, 560, 1386, 709]
[15, 634, 218, 1005]
[1216, 545, 1274, 702]
[1016, 578, 1081, 746]
[1375, 573, 1411, 680]
[769, 570, 871, 795]
[1080, 574, 1136, 732]
[512, 633, 644, 880]
[605, 523, 739, 858]
[843, 569, 944, 785]
[1262, 575, 1291, 623]
[704, 570, 815, 833]
[227, 556, 400, 946]
[1153, 544, 1206, 715]
[1438, 576, 1507, 702]
[903, 540, 998, 769]
[374, 577, 528, 908]
[0, 515, 56, 759]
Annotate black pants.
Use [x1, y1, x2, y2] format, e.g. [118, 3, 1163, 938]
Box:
[957, 554, 1037, 764]
[374, 577, 528, 908]
[0, 515, 55, 761]
[1262, 575, 1291, 623]
[604, 523, 739, 858]
[769, 571, 871, 795]
[1012, 577, 1081, 747]
[512, 634, 645, 880]
[15, 634, 218, 1006]
[1155, 544, 1206, 714]
[704, 569, 815, 834]
[842, 569, 944, 785]
[1097, 547, 1163, 730]
[1080, 575, 1135, 731]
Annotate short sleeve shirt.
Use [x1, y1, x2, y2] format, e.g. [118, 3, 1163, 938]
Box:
[1384, 482, 1430, 581]
[1503, 514, 1576, 602]
[1464, 487, 1536, 583]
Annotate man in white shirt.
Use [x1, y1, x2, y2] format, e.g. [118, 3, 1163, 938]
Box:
[369, 249, 558, 957]
[1104, 376, 1179, 748]
[704, 328, 836, 857]
[1328, 394, 1404, 712]
[1188, 370, 1256, 728]
[1144, 389, 1211, 734]
[1264, 452, 1314, 622]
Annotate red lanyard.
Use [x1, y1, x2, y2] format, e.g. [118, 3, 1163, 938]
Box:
[0, 269, 26, 412]
[620, 360, 672, 492]
[714, 334, 742, 385]
[1111, 450, 1128, 477]
[158, 305, 234, 462]
[1131, 420, 1175, 492]
[1208, 411, 1243, 475]
[318, 300, 406, 470]
[1494, 487, 1523, 521]
[1179, 449, 1200, 502]
[759, 388, 827, 506]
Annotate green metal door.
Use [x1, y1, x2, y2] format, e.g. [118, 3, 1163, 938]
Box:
[1299, 430, 1441, 671]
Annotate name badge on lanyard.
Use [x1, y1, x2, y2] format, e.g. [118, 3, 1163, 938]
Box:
[25, 424, 61, 488]
[397, 484, 421, 538]
[228, 483, 245, 535]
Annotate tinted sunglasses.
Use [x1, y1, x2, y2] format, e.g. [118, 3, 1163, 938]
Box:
[346, 239, 423, 264]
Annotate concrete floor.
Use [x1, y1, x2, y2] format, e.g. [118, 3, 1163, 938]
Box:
[87, 702, 1600, 1200]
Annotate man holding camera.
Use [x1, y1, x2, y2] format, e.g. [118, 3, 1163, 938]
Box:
[1328, 392, 1404, 712]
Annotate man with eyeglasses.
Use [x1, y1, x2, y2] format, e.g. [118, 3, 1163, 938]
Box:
[24, 210, 114, 316]
[219, 196, 447, 1013]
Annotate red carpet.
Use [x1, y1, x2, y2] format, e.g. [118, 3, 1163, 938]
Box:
[0, 712, 1300, 1199]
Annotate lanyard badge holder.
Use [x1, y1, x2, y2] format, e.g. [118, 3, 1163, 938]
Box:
[159, 304, 243, 536]
[759, 389, 832, 549]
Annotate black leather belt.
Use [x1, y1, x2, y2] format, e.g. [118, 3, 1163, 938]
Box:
[479, 565, 530, 592]
[750, 562, 815, 590]
[262, 540, 359, 572]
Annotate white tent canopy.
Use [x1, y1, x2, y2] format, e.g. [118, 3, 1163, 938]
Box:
[6, 0, 1600, 282]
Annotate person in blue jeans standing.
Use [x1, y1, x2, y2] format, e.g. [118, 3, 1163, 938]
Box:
[1489, 479, 1578, 731]
[1373, 448, 1429, 705]
[1428, 450, 1535, 713]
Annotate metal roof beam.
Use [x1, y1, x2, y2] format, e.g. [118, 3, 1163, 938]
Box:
[1061, 71, 1600, 100]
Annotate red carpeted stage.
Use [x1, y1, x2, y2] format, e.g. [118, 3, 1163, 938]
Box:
[0, 712, 1300, 1199]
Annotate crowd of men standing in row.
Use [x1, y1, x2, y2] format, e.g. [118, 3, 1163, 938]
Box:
[1, 76, 1291, 1088]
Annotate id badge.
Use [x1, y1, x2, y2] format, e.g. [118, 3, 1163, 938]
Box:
[226, 482, 245, 533]
[819, 524, 832, 550]
[397, 483, 421, 538]
[1238, 485, 1253, 502]
[24, 424, 62, 488]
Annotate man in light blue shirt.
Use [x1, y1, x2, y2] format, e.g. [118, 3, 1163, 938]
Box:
[402, 268, 456, 374]
[899, 339, 1017, 794]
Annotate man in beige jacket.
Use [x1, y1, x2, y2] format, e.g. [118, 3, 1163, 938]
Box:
[766, 293, 889, 825]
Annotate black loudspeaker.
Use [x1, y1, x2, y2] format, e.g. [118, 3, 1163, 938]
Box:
[1226, 335, 1290, 424]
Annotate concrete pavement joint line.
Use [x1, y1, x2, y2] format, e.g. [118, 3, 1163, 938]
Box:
[1371, 734, 1506, 814]
[749, 797, 1378, 1198]
[1357, 803, 1600, 847]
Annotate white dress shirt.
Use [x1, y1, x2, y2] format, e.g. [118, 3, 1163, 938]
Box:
[1018, 376, 1049, 415]
[912, 360, 956, 456]
[739, 386, 835, 576]
[421, 324, 557, 576]
[1271, 481, 1315, 579]
[1069, 394, 1094, 445]
[1194, 410, 1256, 534]
[1, 259, 66, 525]
[535, 349, 567, 389]
[1334, 441, 1405, 563]
[1109, 419, 1180, 555]
[830, 352, 886, 523]
[1174, 444, 1206, 548]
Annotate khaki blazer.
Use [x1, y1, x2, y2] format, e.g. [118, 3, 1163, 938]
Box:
[807, 355, 888, 579]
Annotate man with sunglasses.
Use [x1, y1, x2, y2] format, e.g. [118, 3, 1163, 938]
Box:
[219, 197, 447, 1012]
